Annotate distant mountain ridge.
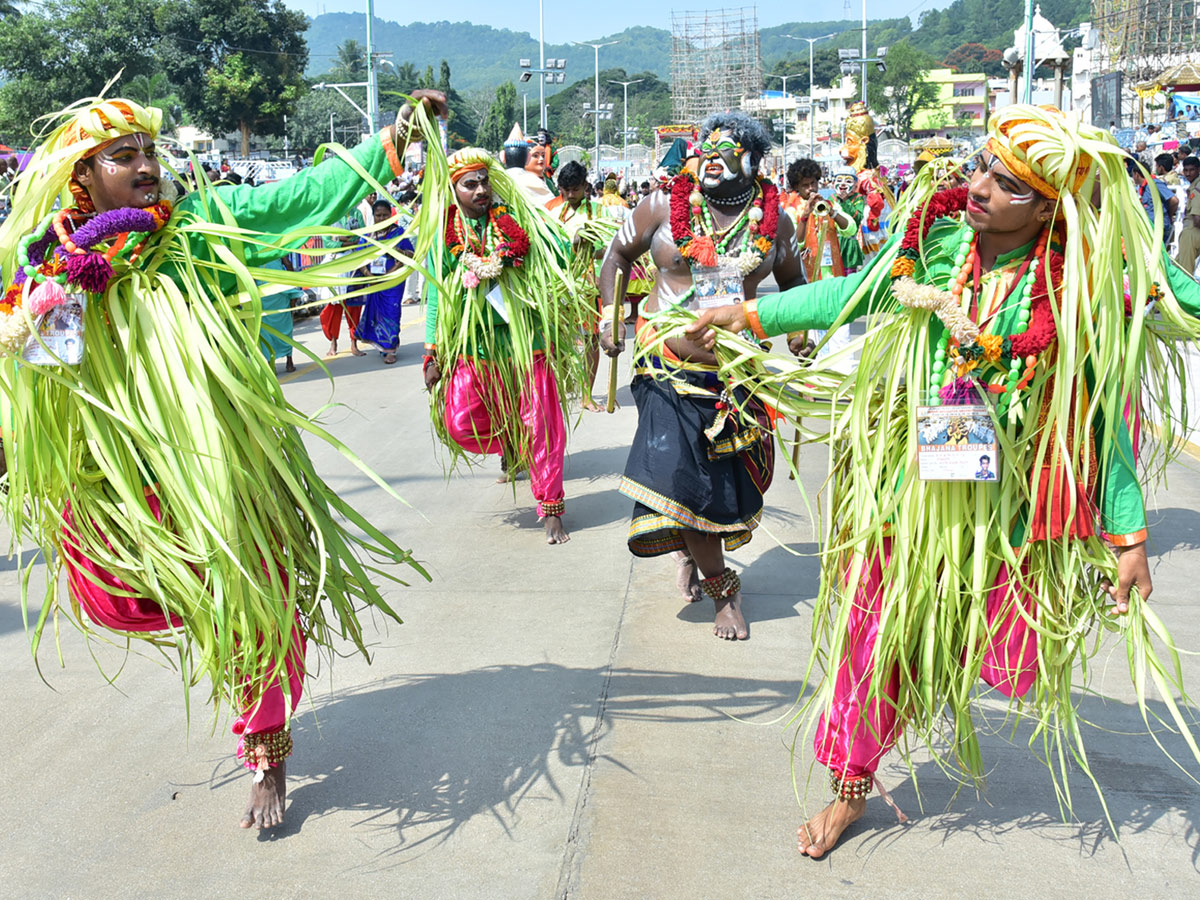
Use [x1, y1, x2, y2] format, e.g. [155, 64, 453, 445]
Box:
[302, 2, 1088, 92]
[304, 16, 672, 94]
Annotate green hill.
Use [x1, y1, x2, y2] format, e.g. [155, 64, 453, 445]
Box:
[304, 16, 671, 94]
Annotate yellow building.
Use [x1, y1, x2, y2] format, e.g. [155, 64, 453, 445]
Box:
[910, 68, 991, 138]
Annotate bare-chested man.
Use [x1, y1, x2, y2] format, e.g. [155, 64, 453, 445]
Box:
[599, 111, 805, 640]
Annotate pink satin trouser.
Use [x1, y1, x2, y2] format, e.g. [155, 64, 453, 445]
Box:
[815, 538, 1038, 777]
[62, 495, 306, 758]
[444, 354, 566, 516]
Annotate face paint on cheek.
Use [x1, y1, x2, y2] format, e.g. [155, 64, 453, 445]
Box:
[93, 154, 121, 176]
[1008, 189, 1036, 206]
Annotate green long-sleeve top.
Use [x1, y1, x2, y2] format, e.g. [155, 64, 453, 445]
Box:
[424, 210, 572, 357]
[423, 244, 544, 358]
[755, 218, 1200, 542]
[173, 133, 396, 279]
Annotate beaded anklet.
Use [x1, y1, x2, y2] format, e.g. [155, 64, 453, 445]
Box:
[242, 727, 293, 778]
[830, 771, 873, 801]
[700, 567, 740, 601]
[541, 498, 565, 517]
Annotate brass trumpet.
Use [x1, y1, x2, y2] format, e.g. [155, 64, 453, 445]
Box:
[811, 197, 831, 217]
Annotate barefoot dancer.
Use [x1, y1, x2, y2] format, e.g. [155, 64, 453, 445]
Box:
[599, 111, 805, 640]
[0, 93, 443, 829]
[686, 105, 1200, 854]
[422, 148, 588, 545]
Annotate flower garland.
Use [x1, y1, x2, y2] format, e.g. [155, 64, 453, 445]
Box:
[890, 186, 1061, 412]
[444, 203, 530, 289]
[0, 202, 172, 355]
[669, 173, 779, 277]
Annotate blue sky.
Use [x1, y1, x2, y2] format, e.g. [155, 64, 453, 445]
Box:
[283, 1, 954, 44]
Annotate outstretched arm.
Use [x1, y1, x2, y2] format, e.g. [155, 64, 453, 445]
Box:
[179, 91, 448, 267]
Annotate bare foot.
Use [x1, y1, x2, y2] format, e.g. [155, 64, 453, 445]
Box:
[285, 357, 296, 373]
[383, 351, 397, 364]
[582, 396, 603, 412]
[797, 797, 865, 858]
[674, 551, 703, 603]
[324, 342, 337, 358]
[349, 343, 366, 357]
[544, 515, 570, 544]
[240, 758, 287, 830]
[713, 590, 748, 640]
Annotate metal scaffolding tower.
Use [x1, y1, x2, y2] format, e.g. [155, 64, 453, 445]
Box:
[1091, 0, 1200, 82]
[670, 7, 763, 124]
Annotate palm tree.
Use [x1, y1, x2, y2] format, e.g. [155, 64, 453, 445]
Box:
[335, 40, 367, 81]
[123, 73, 183, 131]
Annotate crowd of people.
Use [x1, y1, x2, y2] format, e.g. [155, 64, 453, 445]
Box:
[4, 87, 1200, 868]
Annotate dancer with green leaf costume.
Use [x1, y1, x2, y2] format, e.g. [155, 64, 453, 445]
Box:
[421, 148, 589, 545]
[681, 105, 1200, 855]
[0, 91, 447, 830]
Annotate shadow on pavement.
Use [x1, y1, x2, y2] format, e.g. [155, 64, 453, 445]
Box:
[207, 661, 1200, 868]
[1146, 506, 1200, 556]
[266, 664, 801, 860]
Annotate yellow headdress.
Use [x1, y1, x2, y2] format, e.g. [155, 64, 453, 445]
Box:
[447, 146, 498, 183]
[985, 104, 1096, 200]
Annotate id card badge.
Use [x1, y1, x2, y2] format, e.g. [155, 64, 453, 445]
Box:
[689, 263, 745, 311]
[820, 240, 834, 268]
[23, 294, 86, 366]
[369, 256, 388, 275]
[915, 398, 1000, 483]
[484, 280, 511, 323]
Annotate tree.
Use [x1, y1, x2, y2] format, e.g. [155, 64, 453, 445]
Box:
[156, 0, 309, 156]
[0, 0, 164, 142]
[856, 40, 941, 140]
[944, 42, 1004, 77]
[122, 73, 185, 132]
[289, 85, 364, 151]
[477, 81, 517, 152]
[763, 48, 841, 93]
[334, 39, 367, 81]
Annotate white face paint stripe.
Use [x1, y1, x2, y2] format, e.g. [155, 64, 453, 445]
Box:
[1008, 190, 1036, 205]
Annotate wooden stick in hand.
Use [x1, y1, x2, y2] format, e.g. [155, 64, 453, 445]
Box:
[607, 270, 627, 414]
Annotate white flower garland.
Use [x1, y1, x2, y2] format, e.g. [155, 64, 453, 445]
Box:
[891, 275, 979, 345]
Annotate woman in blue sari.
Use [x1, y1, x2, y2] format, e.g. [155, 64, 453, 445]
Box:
[356, 198, 414, 364]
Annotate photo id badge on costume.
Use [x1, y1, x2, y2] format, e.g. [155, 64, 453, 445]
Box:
[915, 404, 1000, 482]
[23, 296, 85, 366]
[485, 281, 511, 323]
[369, 256, 388, 275]
[689, 263, 745, 310]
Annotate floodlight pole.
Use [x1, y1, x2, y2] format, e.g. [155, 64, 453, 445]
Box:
[861, 0, 868, 103]
[366, 0, 378, 132]
[575, 40, 619, 179]
[609, 78, 643, 160]
[538, 0, 546, 128]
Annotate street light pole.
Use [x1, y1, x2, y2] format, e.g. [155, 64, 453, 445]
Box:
[608, 78, 643, 160]
[574, 40, 619, 179]
[861, 0, 869, 104]
[365, 0, 378, 132]
[785, 33, 837, 158]
[764, 73, 803, 166]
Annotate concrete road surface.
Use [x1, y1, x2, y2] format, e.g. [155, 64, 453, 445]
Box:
[2, 309, 1199, 899]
